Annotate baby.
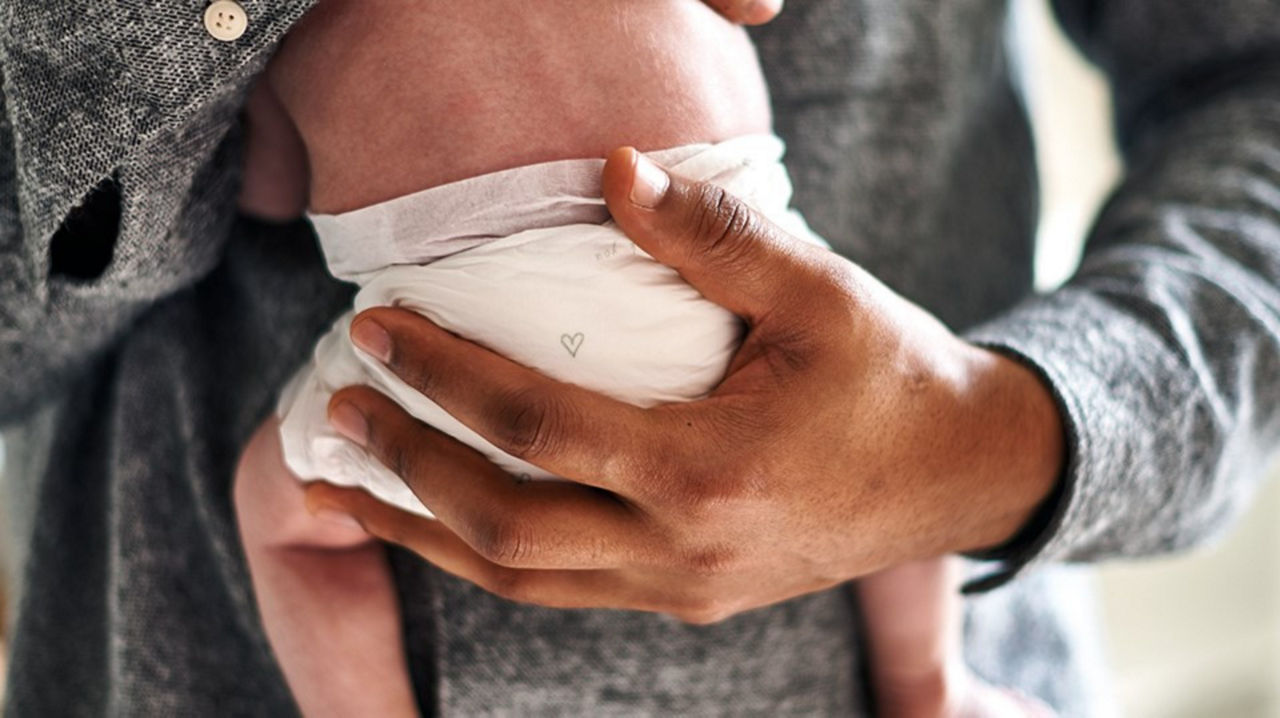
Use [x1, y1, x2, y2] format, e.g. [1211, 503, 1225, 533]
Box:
[234, 1, 1044, 715]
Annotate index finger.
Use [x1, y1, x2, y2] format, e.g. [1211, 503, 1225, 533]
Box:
[348, 307, 680, 494]
[601, 147, 835, 326]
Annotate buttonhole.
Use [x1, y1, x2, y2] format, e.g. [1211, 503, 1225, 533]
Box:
[50, 169, 123, 281]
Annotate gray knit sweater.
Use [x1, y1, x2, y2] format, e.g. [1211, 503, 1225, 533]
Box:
[3, 1, 1279, 715]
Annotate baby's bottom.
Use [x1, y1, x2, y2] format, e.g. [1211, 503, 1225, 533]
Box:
[860, 559, 965, 716]
[235, 417, 418, 718]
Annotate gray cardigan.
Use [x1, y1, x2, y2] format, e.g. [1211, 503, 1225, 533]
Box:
[3, 0, 1279, 715]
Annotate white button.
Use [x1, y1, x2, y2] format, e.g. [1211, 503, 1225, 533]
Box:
[204, 1, 248, 42]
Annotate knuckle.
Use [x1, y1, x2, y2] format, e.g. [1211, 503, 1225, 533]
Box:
[682, 544, 741, 578]
[363, 319, 443, 397]
[624, 447, 682, 505]
[375, 428, 421, 481]
[470, 515, 539, 567]
[490, 388, 567, 462]
[672, 466, 760, 518]
[729, 459, 773, 501]
[386, 348, 440, 397]
[687, 183, 759, 262]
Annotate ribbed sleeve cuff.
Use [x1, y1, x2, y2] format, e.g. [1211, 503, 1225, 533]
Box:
[957, 287, 1154, 591]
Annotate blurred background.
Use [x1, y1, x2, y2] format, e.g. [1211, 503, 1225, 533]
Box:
[1013, 0, 1280, 715]
[1, 0, 1279, 714]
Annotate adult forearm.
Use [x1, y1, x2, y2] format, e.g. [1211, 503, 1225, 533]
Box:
[967, 74, 1280, 575]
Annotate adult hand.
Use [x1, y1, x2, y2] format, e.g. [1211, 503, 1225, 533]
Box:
[701, 0, 782, 25]
[307, 148, 1065, 623]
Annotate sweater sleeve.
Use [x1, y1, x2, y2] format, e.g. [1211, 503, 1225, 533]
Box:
[962, 0, 1280, 587]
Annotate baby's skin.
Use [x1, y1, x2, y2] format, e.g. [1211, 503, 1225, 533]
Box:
[235, 1, 1046, 715]
[241, 0, 769, 217]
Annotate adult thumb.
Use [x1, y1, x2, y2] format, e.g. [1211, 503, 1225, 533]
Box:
[601, 146, 823, 322]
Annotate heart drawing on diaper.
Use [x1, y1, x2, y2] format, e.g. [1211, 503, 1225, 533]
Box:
[560, 332, 585, 357]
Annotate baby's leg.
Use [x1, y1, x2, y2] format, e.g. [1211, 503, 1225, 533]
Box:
[237, 76, 309, 223]
[858, 557, 964, 717]
[857, 557, 1053, 718]
[235, 416, 418, 718]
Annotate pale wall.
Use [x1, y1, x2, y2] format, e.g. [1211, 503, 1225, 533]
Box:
[1014, 1, 1280, 715]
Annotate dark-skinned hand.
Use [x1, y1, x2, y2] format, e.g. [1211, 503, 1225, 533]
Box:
[303, 146, 1064, 624]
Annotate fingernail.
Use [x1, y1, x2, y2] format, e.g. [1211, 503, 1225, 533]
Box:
[313, 507, 364, 531]
[329, 402, 369, 447]
[733, 0, 758, 18]
[744, 0, 784, 24]
[351, 319, 392, 363]
[742, 3, 768, 24]
[630, 154, 669, 209]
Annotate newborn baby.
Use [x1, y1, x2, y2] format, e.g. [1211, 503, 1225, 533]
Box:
[234, 1, 1041, 715]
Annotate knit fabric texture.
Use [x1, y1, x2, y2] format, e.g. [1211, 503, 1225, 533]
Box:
[4, 0, 1280, 715]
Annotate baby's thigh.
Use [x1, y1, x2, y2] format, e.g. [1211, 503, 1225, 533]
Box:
[237, 78, 309, 222]
[234, 415, 374, 550]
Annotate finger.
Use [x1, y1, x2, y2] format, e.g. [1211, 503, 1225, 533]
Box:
[326, 386, 656, 569]
[707, 0, 783, 25]
[306, 483, 666, 611]
[601, 146, 831, 324]
[345, 307, 678, 493]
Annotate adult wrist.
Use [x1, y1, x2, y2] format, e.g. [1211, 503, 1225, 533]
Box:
[954, 344, 1067, 556]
